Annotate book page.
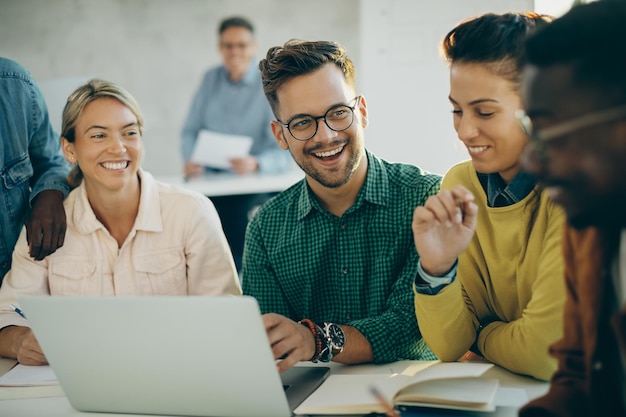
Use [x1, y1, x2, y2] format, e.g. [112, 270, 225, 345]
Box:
[190, 130, 253, 170]
[295, 362, 494, 415]
[393, 377, 498, 411]
[392, 363, 497, 412]
[0, 364, 59, 386]
[294, 373, 410, 415]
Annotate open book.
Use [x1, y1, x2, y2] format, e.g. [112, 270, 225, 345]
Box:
[294, 361, 498, 415]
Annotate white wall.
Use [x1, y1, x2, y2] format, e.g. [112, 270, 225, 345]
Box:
[360, 0, 533, 176]
[1, 0, 542, 177]
[0, 0, 360, 175]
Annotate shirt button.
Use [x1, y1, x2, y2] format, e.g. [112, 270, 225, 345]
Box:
[0, 262, 7, 270]
[346, 313, 351, 320]
[342, 268, 349, 275]
[592, 361, 603, 371]
[341, 224, 346, 230]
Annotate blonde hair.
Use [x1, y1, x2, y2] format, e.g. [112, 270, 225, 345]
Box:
[61, 79, 144, 189]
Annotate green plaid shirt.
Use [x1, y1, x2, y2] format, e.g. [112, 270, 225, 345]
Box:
[242, 150, 441, 362]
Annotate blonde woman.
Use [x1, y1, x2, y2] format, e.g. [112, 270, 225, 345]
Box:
[0, 79, 240, 365]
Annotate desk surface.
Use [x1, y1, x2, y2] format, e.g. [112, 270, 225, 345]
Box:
[156, 171, 304, 198]
[0, 358, 548, 417]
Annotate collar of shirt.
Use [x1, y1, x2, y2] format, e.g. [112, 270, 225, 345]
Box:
[477, 170, 536, 208]
[218, 58, 258, 86]
[72, 169, 163, 235]
[296, 150, 389, 220]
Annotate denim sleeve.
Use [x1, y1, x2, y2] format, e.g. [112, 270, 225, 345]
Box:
[27, 78, 70, 202]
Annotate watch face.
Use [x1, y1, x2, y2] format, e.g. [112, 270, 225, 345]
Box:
[326, 323, 345, 350]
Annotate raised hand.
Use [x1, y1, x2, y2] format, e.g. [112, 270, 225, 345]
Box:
[412, 185, 478, 276]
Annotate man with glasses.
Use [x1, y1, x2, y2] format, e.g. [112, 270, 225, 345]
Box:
[180, 16, 291, 271]
[518, 2, 626, 416]
[243, 40, 441, 372]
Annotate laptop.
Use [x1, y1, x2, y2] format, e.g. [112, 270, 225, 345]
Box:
[19, 295, 330, 417]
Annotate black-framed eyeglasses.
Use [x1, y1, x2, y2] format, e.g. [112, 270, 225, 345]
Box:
[277, 96, 361, 141]
[516, 105, 626, 159]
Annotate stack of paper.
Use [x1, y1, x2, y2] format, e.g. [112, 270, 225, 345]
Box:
[0, 364, 63, 400]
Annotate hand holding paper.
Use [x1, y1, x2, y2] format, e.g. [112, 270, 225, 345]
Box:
[190, 130, 253, 170]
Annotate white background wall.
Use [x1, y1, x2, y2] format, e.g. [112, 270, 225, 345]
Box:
[0, 0, 360, 175]
[1, 0, 557, 177]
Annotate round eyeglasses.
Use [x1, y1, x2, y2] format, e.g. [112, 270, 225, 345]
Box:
[277, 96, 360, 141]
[516, 105, 626, 160]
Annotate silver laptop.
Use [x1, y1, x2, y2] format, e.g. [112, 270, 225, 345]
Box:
[19, 295, 329, 417]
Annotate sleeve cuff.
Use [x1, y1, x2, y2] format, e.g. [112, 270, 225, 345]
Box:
[414, 259, 457, 295]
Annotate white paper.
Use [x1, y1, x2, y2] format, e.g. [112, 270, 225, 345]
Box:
[190, 130, 253, 170]
[0, 364, 59, 386]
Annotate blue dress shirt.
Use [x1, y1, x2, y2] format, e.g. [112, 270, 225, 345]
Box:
[180, 60, 291, 173]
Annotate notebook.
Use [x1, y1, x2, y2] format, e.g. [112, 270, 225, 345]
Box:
[18, 295, 330, 417]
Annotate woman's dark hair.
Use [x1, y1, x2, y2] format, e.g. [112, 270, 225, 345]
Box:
[442, 12, 552, 89]
[443, 12, 552, 238]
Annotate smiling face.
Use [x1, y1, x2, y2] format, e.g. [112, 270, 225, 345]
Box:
[271, 63, 368, 192]
[521, 63, 626, 229]
[449, 62, 528, 183]
[62, 97, 142, 196]
[219, 26, 256, 81]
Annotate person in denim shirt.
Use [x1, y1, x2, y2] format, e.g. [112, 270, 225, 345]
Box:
[0, 57, 70, 283]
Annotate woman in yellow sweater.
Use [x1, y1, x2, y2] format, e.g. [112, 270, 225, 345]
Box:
[412, 12, 565, 381]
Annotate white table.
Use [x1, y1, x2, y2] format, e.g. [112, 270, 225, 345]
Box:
[0, 358, 548, 417]
[156, 171, 304, 198]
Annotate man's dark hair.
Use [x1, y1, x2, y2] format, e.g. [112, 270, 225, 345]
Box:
[526, 1, 626, 104]
[218, 16, 254, 35]
[442, 12, 551, 89]
[258, 40, 355, 117]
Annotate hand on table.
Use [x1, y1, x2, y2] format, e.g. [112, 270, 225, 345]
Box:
[14, 327, 48, 366]
[184, 162, 205, 178]
[229, 156, 259, 175]
[262, 313, 316, 373]
[458, 350, 489, 363]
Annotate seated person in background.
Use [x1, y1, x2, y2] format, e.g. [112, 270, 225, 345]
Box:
[0, 79, 241, 365]
[519, 2, 626, 415]
[411, 12, 565, 381]
[0, 57, 70, 284]
[181, 16, 292, 271]
[243, 40, 441, 373]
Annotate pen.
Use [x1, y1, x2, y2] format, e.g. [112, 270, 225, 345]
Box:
[370, 386, 401, 417]
[9, 304, 26, 319]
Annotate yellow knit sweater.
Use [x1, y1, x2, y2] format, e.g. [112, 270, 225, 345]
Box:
[414, 161, 566, 380]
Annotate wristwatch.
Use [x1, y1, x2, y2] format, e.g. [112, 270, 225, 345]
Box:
[320, 322, 345, 362]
